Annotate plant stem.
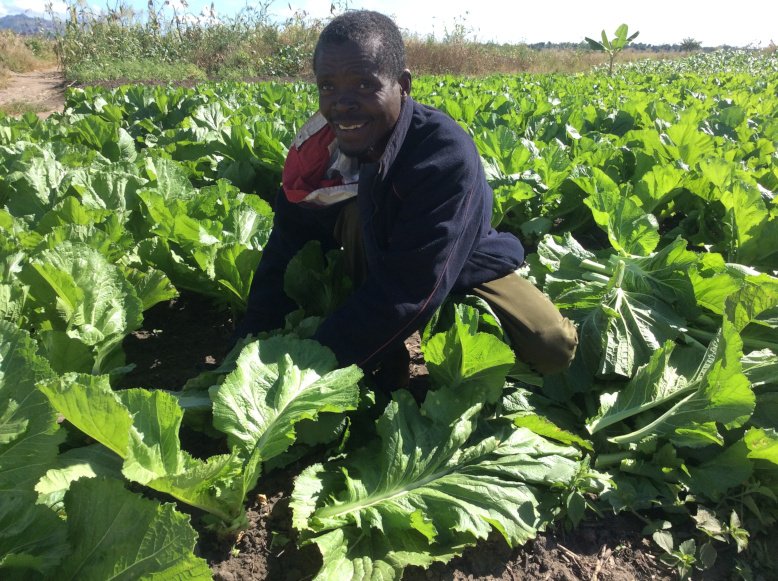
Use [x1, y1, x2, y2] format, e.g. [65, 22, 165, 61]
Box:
[595, 451, 632, 469]
[580, 258, 613, 276]
[583, 271, 611, 284]
[686, 327, 778, 352]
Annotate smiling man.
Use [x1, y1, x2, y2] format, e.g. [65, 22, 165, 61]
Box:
[235, 10, 578, 387]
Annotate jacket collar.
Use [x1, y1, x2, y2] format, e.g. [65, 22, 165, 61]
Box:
[375, 96, 414, 180]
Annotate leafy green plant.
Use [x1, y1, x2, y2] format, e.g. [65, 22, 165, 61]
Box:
[289, 306, 588, 579]
[585, 24, 640, 75]
[693, 506, 750, 553]
[0, 323, 210, 578]
[19, 241, 144, 375]
[652, 530, 716, 579]
[1, 477, 212, 579]
[39, 336, 362, 533]
[1, 50, 778, 579]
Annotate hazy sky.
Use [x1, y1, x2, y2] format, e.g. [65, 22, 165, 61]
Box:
[2, 0, 776, 47]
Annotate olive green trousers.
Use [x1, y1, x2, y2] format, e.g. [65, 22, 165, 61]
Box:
[333, 201, 578, 375]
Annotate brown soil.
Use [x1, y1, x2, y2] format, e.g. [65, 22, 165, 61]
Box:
[120, 291, 678, 581]
[0, 66, 66, 117]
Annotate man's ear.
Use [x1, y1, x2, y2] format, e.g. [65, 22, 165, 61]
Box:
[399, 70, 412, 96]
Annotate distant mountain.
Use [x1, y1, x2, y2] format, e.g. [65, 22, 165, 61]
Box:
[0, 14, 56, 35]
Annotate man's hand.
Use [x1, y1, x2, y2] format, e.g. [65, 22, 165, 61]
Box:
[372, 342, 411, 393]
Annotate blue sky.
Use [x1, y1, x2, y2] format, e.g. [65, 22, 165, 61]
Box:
[1, 0, 776, 47]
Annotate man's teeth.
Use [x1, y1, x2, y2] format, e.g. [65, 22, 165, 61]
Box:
[338, 123, 364, 130]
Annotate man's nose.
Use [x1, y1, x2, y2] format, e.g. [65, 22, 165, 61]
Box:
[333, 92, 358, 112]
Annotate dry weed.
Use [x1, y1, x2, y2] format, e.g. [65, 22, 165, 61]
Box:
[0, 31, 52, 72]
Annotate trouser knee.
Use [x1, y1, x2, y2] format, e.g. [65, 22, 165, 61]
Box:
[472, 272, 578, 376]
[520, 317, 578, 375]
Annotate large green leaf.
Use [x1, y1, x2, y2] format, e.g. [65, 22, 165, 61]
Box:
[0, 283, 28, 327]
[211, 336, 362, 462]
[502, 389, 593, 451]
[39, 373, 243, 525]
[21, 241, 143, 374]
[137, 174, 273, 308]
[41, 336, 362, 530]
[0, 492, 68, 578]
[68, 117, 136, 162]
[0, 323, 63, 494]
[744, 427, 778, 465]
[422, 304, 515, 424]
[123, 267, 178, 312]
[284, 242, 353, 317]
[619, 237, 700, 318]
[213, 243, 262, 309]
[551, 273, 684, 378]
[686, 440, 754, 501]
[719, 179, 778, 269]
[64, 161, 147, 215]
[690, 254, 746, 316]
[38, 374, 133, 457]
[633, 163, 686, 213]
[142, 156, 197, 201]
[662, 122, 716, 167]
[56, 478, 210, 580]
[587, 341, 683, 434]
[538, 234, 687, 378]
[575, 168, 659, 256]
[590, 317, 754, 446]
[292, 391, 580, 579]
[136, 237, 211, 295]
[305, 527, 452, 581]
[0, 146, 67, 222]
[35, 445, 124, 511]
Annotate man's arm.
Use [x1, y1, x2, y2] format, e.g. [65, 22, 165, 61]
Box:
[314, 128, 487, 369]
[234, 189, 340, 338]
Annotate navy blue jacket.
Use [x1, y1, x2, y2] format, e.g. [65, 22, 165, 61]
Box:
[237, 98, 525, 369]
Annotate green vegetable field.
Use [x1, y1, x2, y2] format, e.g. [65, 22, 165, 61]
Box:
[1, 49, 777, 579]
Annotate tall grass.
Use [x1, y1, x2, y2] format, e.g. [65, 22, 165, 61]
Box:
[55, 1, 320, 82]
[404, 39, 655, 74]
[0, 30, 57, 86]
[51, 1, 701, 83]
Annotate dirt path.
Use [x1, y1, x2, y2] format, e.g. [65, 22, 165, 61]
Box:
[0, 67, 67, 117]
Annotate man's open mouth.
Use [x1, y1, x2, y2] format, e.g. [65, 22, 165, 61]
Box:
[335, 121, 367, 131]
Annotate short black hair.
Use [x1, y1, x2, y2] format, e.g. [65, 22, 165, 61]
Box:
[313, 10, 406, 79]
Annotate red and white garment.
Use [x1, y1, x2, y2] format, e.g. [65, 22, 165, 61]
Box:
[281, 113, 359, 207]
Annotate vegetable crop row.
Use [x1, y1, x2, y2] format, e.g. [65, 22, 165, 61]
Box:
[1, 50, 777, 579]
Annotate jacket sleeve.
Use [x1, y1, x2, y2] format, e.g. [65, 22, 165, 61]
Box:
[233, 189, 339, 339]
[314, 130, 486, 369]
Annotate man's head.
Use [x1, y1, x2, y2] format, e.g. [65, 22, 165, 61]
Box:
[314, 10, 406, 80]
[313, 11, 412, 162]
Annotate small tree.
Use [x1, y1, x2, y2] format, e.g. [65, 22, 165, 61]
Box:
[680, 37, 702, 52]
[585, 23, 639, 76]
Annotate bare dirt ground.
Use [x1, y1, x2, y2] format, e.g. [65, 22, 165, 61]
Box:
[0, 66, 66, 117]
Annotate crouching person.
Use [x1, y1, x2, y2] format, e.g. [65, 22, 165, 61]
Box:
[234, 10, 578, 386]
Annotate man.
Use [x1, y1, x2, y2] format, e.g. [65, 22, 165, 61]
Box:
[235, 10, 577, 385]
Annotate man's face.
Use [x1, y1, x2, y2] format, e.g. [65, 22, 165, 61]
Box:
[315, 39, 410, 162]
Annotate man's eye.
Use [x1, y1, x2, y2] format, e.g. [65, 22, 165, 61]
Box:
[359, 81, 373, 90]
[318, 83, 333, 92]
